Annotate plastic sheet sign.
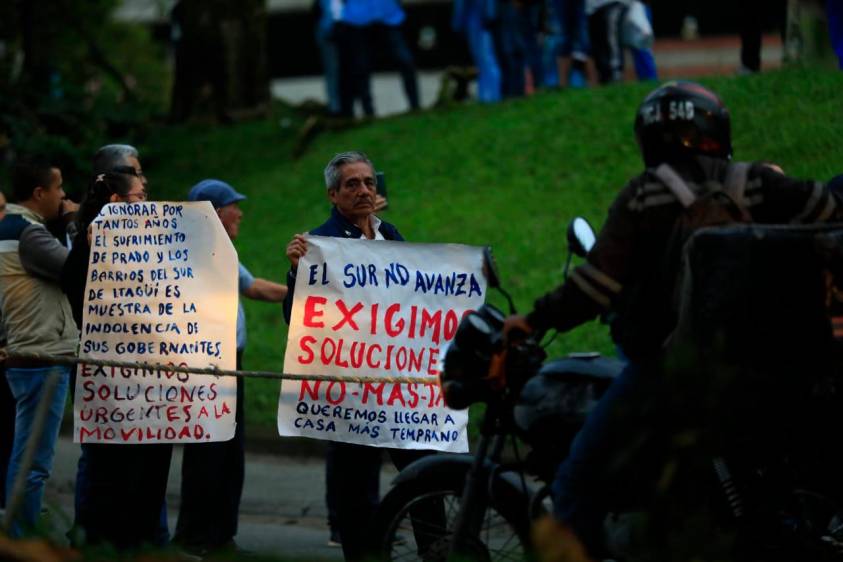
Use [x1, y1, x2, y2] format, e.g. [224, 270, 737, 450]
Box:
[73, 201, 238, 444]
[278, 236, 486, 452]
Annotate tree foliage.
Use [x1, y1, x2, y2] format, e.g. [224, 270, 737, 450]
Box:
[0, 0, 170, 193]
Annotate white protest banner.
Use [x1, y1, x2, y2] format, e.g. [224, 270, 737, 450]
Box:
[278, 236, 486, 452]
[74, 201, 238, 444]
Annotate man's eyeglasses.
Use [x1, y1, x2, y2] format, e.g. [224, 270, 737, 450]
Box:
[111, 165, 147, 182]
[125, 190, 148, 202]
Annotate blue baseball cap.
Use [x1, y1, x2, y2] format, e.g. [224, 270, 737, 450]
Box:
[188, 179, 246, 208]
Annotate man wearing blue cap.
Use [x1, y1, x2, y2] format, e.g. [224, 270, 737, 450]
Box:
[176, 179, 287, 555]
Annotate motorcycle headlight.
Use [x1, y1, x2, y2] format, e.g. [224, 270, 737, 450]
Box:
[441, 304, 505, 409]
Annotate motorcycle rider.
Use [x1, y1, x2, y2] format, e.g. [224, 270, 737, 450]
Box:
[504, 80, 843, 560]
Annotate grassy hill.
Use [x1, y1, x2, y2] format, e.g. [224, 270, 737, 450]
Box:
[139, 66, 843, 429]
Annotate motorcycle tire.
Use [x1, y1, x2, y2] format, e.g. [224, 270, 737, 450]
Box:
[372, 472, 535, 562]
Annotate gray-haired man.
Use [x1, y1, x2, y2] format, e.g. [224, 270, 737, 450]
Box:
[283, 151, 439, 561]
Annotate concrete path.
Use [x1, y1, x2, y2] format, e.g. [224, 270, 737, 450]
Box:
[270, 35, 783, 118]
[42, 436, 400, 561]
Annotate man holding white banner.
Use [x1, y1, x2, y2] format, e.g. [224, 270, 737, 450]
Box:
[282, 152, 482, 560]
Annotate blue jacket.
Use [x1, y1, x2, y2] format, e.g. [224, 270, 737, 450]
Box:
[341, 0, 405, 26]
[283, 206, 404, 323]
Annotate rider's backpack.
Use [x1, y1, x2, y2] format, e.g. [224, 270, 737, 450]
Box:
[614, 162, 754, 361]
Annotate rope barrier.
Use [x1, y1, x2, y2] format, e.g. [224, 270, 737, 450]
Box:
[0, 349, 441, 532]
[0, 350, 441, 386]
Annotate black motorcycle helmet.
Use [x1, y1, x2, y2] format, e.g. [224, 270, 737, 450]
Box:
[634, 81, 732, 168]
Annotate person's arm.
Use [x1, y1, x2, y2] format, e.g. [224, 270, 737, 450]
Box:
[60, 235, 89, 329]
[243, 278, 288, 302]
[19, 224, 70, 282]
[753, 165, 842, 224]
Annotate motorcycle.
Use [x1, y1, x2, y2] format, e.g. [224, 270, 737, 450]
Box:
[371, 218, 843, 562]
[371, 217, 624, 561]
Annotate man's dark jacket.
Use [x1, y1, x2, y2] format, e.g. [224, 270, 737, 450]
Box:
[283, 206, 403, 323]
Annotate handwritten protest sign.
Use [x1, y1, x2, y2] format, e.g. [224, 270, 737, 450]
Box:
[278, 237, 486, 452]
[74, 201, 238, 444]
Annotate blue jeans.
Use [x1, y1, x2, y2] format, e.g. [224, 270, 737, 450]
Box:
[336, 23, 375, 117]
[492, 3, 527, 97]
[5, 365, 70, 537]
[553, 0, 589, 59]
[543, 0, 589, 86]
[829, 0, 843, 69]
[632, 48, 658, 80]
[379, 25, 420, 111]
[551, 360, 657, 557]
[336, 23, 419, 117]
[464, 9, 501, 102]
[315, 25, 341, 114]
[0, 365, 14, 509]
[518, 4, 545, 88]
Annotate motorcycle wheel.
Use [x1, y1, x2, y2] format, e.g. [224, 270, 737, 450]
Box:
[373, 475, 533, 562]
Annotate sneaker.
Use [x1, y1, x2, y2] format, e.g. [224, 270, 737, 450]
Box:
[328, 530, 342, 547]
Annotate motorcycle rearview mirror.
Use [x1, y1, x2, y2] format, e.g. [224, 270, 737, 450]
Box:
[482, 246, 500, 289]
[563, 217, 596, 280]
[483, 246, 516, 315]
[567, 217, 596, 258]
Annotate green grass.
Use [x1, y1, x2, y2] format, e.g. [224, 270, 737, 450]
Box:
[137, 66, 843, 430]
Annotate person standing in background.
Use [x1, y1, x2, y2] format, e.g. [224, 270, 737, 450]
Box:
[62, 169, 171, 549]
[491, 0, 528, 96]
[314, 0, 341, 116]
[545, 0, 590, 88]
[737, 0, 787, 74]
[65, 144, 171, 549]
[335, 0, 420, 117]
[452, 0, 502, 102]
[176, 179, 287, 557]
[586, 0, 632, 83]
[1, 156, 78, 537]
[631, 1, 658, 80]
